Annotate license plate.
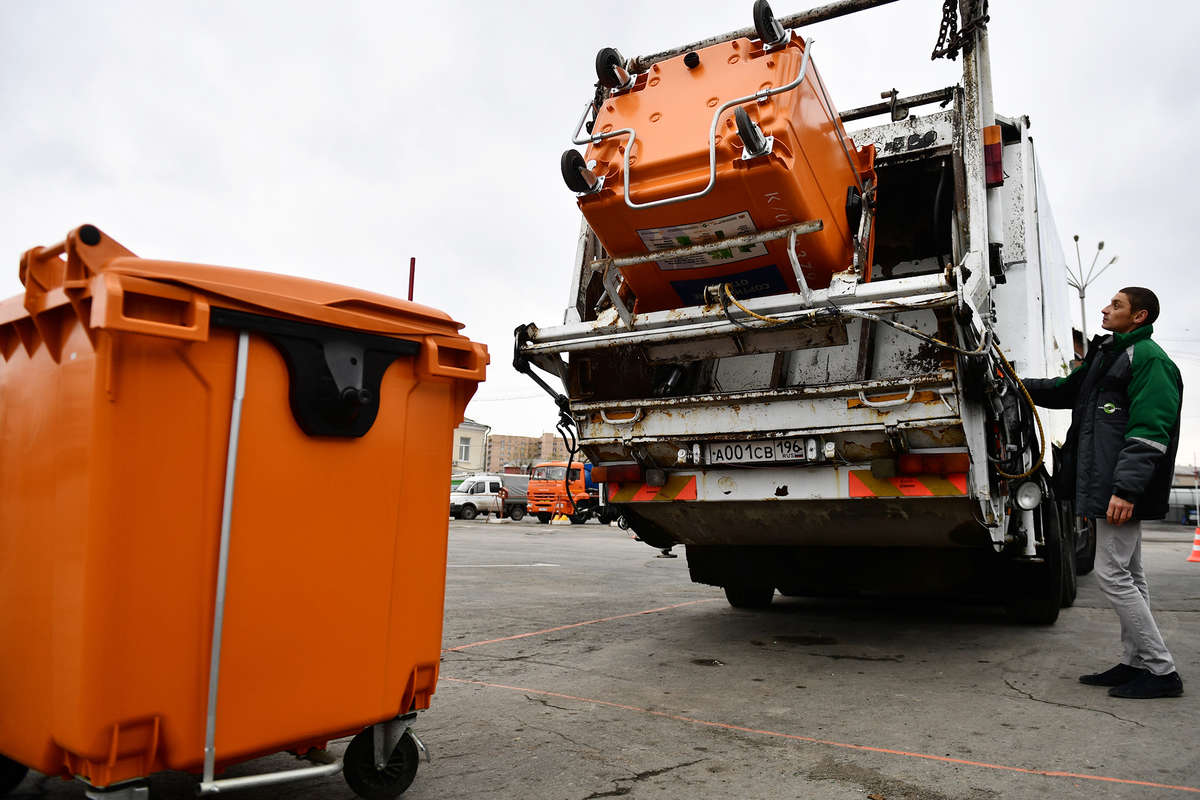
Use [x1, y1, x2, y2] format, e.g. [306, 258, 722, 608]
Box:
[705, 439, 807, 465]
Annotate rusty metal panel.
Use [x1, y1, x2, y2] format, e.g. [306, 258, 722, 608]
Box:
[642, 320, 848, 363]
[849, 110, 956, 163]
[577, 380, 959, 442]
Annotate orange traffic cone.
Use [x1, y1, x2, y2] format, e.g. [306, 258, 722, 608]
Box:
[1188, 528, 1200, 563]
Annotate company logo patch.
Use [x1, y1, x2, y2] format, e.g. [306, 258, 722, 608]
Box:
[1101, 402, 1121, 415]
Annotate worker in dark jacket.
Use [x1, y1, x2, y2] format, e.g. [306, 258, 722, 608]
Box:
[1024, 287, 1183, 699]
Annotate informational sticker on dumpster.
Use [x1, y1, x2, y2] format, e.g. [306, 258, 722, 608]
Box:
[636, 211, 767, 270]
[670, 264, 787, 307]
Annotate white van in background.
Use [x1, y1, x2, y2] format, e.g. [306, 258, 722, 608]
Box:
[450, 474, 529, 521]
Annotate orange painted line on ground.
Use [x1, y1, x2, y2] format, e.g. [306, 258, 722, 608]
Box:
[444, 678, 1200, 795]
[442, 599, 719, 652]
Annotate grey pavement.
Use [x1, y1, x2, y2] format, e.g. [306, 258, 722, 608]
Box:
[14, 519, 1200, 799]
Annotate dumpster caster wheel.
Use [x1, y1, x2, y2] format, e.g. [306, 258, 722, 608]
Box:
[561, 149, 600, 194]
[753, 0, 788, 48]
[595, 46, 631, 89]
[344, 728, 418, 799]
[0, 755, 27, 795]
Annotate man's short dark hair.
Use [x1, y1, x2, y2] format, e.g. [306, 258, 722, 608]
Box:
[1119, 286, 1160, 326]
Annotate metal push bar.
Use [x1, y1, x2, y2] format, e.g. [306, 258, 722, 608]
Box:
[571, 39, 815, 211]
[198, 330, 347, 795]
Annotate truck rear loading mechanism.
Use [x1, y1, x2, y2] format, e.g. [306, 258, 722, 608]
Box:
[517, 0, 1090, 623]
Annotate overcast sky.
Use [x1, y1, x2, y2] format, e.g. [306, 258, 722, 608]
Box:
[3, 1, 1199, 467]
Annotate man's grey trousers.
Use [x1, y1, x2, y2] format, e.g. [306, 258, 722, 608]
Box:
[1094, 519, 1176, 676]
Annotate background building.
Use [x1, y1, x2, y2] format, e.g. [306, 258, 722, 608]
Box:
[482, 431, 586, 473]
[452, 418, 489, 475]
[486, 434, 541, 473]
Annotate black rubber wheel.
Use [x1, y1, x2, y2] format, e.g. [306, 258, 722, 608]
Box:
[509, 506, 525, 522]
[724, 585, 775, 609]
[595, 46, 626, 88]
[753, 0, 786, 46]
[1074, 516, 1096, 575]
[536, 512, 552, 525]
[1004, 505, 1064, 625]
[733, 107, 767, 155]
[0, 755, 28, 796]
[459, 504, 477, 521]
[344, 728, 419, 800]
[560, 149, 595, 194]
[568, 514, 587, 525]
[845, 185, 864, 234]
[1059, 504, 1078, 608]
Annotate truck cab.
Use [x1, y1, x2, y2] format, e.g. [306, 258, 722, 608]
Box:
[528, 461, 600, 524]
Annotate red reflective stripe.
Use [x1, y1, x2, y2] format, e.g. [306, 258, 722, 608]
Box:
[892, 477, 934, 497]
[847, 471, 876, 497]
[631, 484, 660, 502]
[949, 473, 968, 494]
[674, 476, 697, 501]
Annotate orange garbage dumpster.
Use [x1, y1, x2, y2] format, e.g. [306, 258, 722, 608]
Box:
[0, 226, 488, 799]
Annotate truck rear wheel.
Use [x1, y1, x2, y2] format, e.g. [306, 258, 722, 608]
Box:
[1004, 503, 1064, 625]
[724, 585, 774, 609]
[509, 506, 525, 522]
[459, 504, 477, 521]
[1059, 504, 1078, 608]
[536, 513, 552, 524]
[1074, 516, 1096, 575]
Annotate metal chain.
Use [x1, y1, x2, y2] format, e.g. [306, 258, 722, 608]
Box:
[931, 0, 960, 60]
[931, 0, 990, 61]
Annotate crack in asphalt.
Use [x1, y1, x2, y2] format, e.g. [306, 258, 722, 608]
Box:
[806, 652, 904, 662]
[525, 694, 578, 713]
[520, 720, 609, 754]
[1003, 679, 1145, 727]
[582, 759, 707, 799]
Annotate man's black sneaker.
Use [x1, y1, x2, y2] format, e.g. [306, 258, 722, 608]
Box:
[1079, 664, 1148, 687]
[1108, 671, 1184, 699]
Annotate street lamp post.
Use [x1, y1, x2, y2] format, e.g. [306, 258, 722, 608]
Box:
[1065, 235, 1118, 356]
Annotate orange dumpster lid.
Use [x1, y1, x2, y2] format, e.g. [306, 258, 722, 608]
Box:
[4, 225, 464, 340]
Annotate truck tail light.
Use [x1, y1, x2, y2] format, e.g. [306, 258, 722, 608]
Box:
[592, 464, 643, 483]
[983, 125, 1003, 187]
[898, 453, 970, 475]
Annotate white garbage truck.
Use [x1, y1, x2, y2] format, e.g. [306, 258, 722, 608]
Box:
[516, 0, 1089, 622]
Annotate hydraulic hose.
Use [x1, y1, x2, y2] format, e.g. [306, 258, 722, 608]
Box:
[989, 340, 1046, 481]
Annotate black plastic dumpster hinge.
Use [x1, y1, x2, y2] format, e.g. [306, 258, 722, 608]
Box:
[211, 308, 419, 438]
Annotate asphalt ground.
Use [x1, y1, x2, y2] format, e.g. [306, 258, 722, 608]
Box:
[14, 520, 1199, 799]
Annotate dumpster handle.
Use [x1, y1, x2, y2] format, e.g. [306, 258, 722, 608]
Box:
[93, 272, 211, 342]
[203, 330, 250, 786]
[194, 332, 353, 797]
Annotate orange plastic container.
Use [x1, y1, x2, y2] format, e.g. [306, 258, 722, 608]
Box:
[578, 34, 876, 312]
[0, 226, 487, 791]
